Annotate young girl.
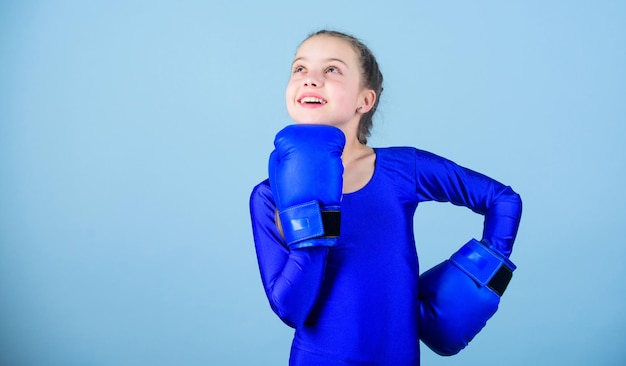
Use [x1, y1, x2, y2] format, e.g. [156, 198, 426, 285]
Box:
[250, 30, 522, 366]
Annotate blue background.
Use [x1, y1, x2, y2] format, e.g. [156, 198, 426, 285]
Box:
[1, 1, 624, 365]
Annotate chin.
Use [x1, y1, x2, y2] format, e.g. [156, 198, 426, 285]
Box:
[290, 115, 327, 125]
[297, 121, 327, 125]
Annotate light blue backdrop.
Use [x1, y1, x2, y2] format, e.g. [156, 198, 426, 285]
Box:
[1, 1, 624, 365]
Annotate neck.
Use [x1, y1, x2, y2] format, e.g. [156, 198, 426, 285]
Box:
[341, 132, 371, 165]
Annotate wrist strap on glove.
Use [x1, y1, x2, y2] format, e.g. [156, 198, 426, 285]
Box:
[450, 239, 516, 296]
[275, 200, 340, 246]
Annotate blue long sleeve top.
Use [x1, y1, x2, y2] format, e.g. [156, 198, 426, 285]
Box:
[249, 147, 522, 365]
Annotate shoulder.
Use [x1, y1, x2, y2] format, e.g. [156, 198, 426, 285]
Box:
[374, 146, 465, 185]
[375, 146, 441, 159]
[251, 179, 271, 196]
[375, 146, 450, 169]
[250, 179, 274, 209]
[375, 146, 417, 165]
[369, 147, 420, 196]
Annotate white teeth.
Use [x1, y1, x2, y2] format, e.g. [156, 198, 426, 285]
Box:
[300, 97, 326, 104]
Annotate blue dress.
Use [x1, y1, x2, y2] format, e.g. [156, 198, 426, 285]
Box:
[249, 147, 522, 365]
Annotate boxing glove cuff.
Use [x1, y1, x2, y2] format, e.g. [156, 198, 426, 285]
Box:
[278, 200, 340, 248]
[450, 239, 516, 296]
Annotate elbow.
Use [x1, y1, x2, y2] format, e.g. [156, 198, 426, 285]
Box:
[266, 279, 312, 329]
[269, 296, 306, 329]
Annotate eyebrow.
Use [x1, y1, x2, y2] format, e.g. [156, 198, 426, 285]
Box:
[291, 57, 349, 68]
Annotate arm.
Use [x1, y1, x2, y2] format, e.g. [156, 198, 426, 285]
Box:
[250, 181, 328, 328]
[413, 149, 522, 256]
[414, 149, 522, 355]
[250, 125, 344, 328]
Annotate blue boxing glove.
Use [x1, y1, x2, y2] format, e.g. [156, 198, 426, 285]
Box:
[419, 239, 516, 356]
[269, 124, 345, 249]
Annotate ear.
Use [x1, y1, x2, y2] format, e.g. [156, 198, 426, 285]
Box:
[357, 89, 377, 114]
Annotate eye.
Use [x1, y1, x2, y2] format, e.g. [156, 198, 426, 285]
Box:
[325, 65, 341, 74]
[292, 64, 306, 74]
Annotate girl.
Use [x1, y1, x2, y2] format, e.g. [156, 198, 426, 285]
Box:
[250, 29, 522, 365]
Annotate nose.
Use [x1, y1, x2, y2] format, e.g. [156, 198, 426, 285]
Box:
[303, 71, 322, 87]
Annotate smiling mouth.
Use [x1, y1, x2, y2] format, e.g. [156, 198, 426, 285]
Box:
[298, 96, 327, 105]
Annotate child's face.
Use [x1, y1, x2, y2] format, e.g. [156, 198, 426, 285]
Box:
[286, 35, 367, 129]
